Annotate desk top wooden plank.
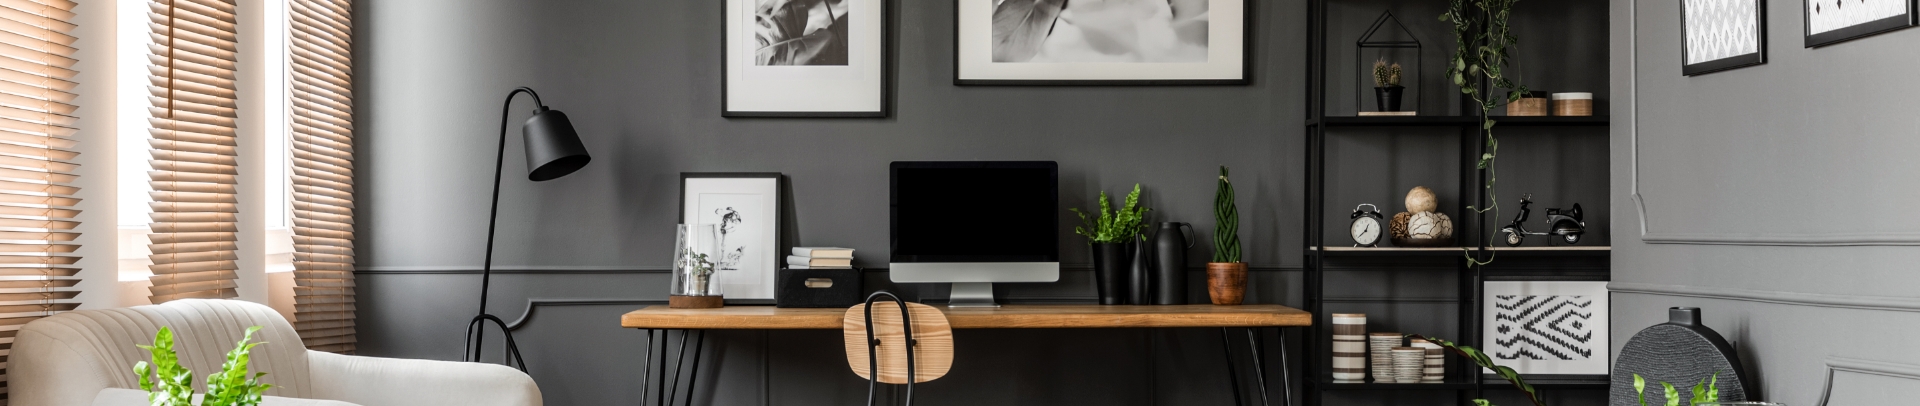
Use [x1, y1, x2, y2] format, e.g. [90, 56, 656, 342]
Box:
[620, 304, 1311, 330]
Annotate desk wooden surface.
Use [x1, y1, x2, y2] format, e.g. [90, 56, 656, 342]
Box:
[621, 304, 1312, 330]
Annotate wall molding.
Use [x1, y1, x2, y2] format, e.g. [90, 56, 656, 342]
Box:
[356, 266, 1305, 275]
[1610, 282, 1920, 312]
[1817, 357, 1920, 406]
[505, 298, 666, 330]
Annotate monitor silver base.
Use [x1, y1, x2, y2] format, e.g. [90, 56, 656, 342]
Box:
[948, 283, 999, 308]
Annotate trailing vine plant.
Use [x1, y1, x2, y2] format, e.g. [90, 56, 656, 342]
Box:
[1441, 0, 1527, 267]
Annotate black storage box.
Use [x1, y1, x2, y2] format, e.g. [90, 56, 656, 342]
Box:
[776, 268, 863, 308]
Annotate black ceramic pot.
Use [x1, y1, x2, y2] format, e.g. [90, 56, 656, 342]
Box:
[1151, 222, 1194, 305]
[1128, 240, 1152, 305]
[1091, 242, 1129, 305]
[1375, 86, 1405, 112]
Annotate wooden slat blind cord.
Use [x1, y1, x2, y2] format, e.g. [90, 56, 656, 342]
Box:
[146, 0, 239, 303]
[287, 0, 355, 354]
[0, 0, 82, 404]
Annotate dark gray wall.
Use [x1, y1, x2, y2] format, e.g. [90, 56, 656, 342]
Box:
[1610, 0, 1920, 404]
[352, 0, 1609, 405]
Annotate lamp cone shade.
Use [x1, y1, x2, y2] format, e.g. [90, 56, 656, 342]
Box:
[523, 107, 592, 181]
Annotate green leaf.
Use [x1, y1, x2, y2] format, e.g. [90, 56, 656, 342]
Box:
[1634, 374, 1648, 406]
[1484, 120, 1498, 129]
[1690, 379, 1708, 405]
[1662, 382, 1680, 406]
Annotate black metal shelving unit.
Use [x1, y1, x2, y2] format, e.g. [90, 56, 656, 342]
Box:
[1300, 1, 1612, 405]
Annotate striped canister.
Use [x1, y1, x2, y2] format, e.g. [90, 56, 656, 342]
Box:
[1330, 313, 1367, 380]
[1411, 339, 1444, 381]
[1368, 332, 1402, 382]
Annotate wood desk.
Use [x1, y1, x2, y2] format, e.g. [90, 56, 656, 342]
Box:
[621, 304, 1310, 406]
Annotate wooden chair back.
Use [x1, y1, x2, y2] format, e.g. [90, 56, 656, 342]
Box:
[842, 300, 952, 384]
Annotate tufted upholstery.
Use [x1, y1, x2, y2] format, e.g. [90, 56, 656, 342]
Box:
[14, 299, 542, 406]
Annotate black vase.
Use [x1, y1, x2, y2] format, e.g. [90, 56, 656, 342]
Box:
[1128, 240, 1152, 305]
[1091, 242, 1129, 305]
[1375, 86, 1405, 112]
[1151, 222, 1194, 305]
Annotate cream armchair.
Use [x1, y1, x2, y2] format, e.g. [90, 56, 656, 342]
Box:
[13, 299, 541, 406]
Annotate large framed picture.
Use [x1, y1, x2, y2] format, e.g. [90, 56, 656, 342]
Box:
[954, 0, 1248, 85]
[1481, 281, 1610, 376]
[724, 0, 889, 117]
[1680, 0, 1767, 76]
[680, 173, 784, 303]
[1804, 0, 1917, 47]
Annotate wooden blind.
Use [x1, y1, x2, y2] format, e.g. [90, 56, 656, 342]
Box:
[0, 0, 81, 403]
[287, 0, 355, 354]
[146, 0, 239, 303]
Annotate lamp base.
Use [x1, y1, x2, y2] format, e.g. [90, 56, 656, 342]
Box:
[669, 295, 725, 309]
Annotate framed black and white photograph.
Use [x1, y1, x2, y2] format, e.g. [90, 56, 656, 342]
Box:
[1804, 0, 1917, 47]
[1481, 281, 1610, 376]
[724, 0, 889, 117]
[954, 0, 1248, 85]
[1680, 0, 1767, 76]
[681, 173, 784, 302]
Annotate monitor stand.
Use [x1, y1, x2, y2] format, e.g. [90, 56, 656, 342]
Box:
[948, 282, 999, 308]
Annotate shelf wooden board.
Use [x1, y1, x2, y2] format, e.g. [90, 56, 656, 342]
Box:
[621, 304, 1312, 330]
[1307, 115, 1609, 128]
[1310, 377, 1608, 391]
[1310, 246, 1610, 258]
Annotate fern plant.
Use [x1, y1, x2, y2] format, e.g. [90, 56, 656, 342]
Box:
[1212, 166, 1240, 263]
[1070, 184, 1149, 244]
[1442, 0, 1527, 267]
[135, 326, 275, 406]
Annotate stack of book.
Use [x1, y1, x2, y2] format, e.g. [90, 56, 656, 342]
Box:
[787, 247, 854, 269]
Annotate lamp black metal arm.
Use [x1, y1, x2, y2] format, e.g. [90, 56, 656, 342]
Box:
[464, 87, 591, 372]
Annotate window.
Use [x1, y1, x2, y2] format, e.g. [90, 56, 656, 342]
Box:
[0, 0, 83, 402]
[284, 0, 356, 353]
[142, 0, 242, 303]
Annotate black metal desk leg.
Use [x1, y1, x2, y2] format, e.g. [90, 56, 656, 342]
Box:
[656, 330, 670, 406]
[1221, 327, 1244, 406]
[681, 330, 706, 406]
[1276, 328, 1293, 406]
[640, 329, 655, 406]
[669, 330, 690, 405]
[1246, 328, 1271, 406]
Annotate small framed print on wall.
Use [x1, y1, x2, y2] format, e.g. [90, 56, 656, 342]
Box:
[1481, 281, 1611, 376]
[724, 0, 889, 117]
[954, 0, 1249, 85]
[1680, 0, 1767, 76]
[681, 173, 784, 303]
[1804, 0, 1917, 47]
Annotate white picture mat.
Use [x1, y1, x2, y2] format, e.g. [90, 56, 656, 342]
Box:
[726, 0, 883, 112]
[682, 177, 780, 300]
[1808, 0, 1911, 34]
[956, 0, 1245, 81]
[1481, 281, 1610, 375]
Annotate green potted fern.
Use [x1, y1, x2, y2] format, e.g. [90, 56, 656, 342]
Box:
[133, 326, 274, 406]
[1070, 184, 1149, 305]
[1208, 166, 1245, 305]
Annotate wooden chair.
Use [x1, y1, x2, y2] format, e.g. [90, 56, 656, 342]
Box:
[842, 292, 953, 406]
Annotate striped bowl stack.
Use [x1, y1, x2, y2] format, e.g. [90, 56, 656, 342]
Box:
[1391, 347, 1425, 383]
[1330, 314, 1367, 381]
[1367, 332, 1402, 382]
[1411, 339, 1445, 382]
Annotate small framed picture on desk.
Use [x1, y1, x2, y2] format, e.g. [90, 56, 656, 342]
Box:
[681, 173, 784, 303]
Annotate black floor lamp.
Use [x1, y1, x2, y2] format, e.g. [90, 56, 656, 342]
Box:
[464, 87, 591, 372]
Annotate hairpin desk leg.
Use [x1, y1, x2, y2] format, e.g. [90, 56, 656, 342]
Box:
[1221, 327, 1245, 406]
[1276, 328, 1293, 406]
[1247, 328, 1271, 406]
[639, 329, 655, 406]
[655, 330, 669, 406]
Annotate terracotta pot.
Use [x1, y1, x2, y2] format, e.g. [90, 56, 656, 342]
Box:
[1206, 262, 1247, 305]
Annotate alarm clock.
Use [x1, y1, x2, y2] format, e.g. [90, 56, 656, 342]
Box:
[1350, 204, 1383, 247]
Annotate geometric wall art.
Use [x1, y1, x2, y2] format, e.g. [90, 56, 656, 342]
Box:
[1482, 281, 1611, 376]
[1680, 0, 1768, 75]
[1804, 0, 1917, 47]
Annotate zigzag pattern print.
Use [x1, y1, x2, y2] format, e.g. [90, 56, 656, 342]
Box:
[1491, 295, 1595, 361]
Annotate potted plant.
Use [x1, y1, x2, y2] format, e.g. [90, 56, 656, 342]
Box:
[1070, 184, 1149, 305]
[133, 326, 274, 406]
[1373, 60, 1405, 112]
[1443, 0, 1527, 267]
[1208, 166, 1245, 305]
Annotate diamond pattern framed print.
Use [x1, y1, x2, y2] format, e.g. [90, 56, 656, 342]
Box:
[1804, 0, 1917, 47]
[1482, 281, 1610, 376]
[1681, 0, 1767, 75]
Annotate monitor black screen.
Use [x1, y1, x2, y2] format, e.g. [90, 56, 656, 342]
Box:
[890, 162, 1058, 263]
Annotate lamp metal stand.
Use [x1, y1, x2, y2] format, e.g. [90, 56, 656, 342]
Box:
[464, 87, 546, 372]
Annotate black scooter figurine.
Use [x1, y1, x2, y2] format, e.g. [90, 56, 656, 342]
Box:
[1500, 194, 1585, 246]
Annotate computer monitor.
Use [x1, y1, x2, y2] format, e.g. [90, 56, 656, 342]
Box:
[890, 161, 1060, 307]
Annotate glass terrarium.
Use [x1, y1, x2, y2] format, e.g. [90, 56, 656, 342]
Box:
[669, 224, 723, 308]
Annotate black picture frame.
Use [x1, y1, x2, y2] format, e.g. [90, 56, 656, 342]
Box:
[952, 0, 1253, 86]
[679, 172, 786, 304]
[1680, 0, 1768, 76]
[1804, 0, 1918, 48]
[722, 0, 894, 118]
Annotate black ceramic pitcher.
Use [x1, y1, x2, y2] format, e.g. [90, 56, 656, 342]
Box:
[1150, 222, 1195, 305]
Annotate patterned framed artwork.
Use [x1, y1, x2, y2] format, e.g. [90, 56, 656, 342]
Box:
[1680, 0, 1767, 76]
[1482, 281, 1610, 376]
[1804, 0, 1917, 47]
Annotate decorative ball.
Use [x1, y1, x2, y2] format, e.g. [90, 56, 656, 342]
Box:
[1390, 212, 1412, 240]
[1408, 211, 1454, 239]
[1405, 186, 1438, 213]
